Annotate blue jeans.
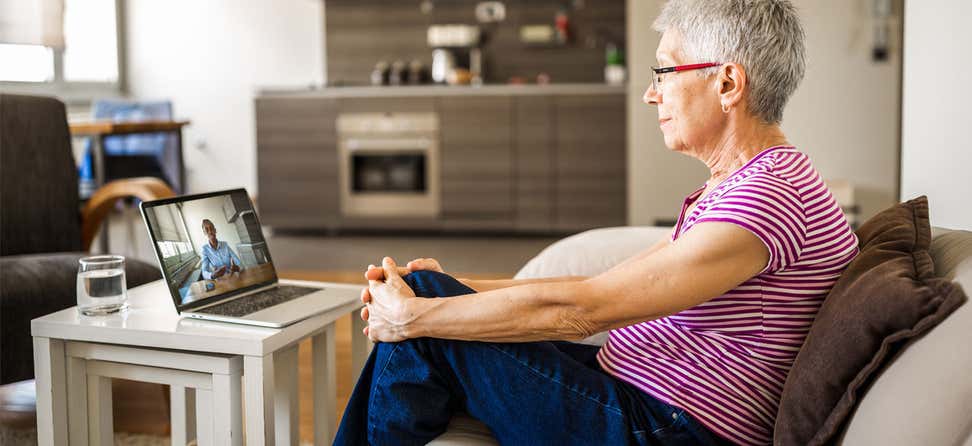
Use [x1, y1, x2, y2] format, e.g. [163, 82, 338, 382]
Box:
[334, 271, 732, 446]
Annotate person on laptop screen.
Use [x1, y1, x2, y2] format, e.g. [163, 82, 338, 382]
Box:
[199, 218, 243, 280]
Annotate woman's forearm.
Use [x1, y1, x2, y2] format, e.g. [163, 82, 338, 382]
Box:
[458, 276, 587, 292]
[403, 280, 599, 342]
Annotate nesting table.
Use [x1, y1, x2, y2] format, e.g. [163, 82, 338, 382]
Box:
[31, 278, 370, 445]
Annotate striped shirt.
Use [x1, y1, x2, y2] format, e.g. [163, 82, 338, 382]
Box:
[596, 146, 858, 445]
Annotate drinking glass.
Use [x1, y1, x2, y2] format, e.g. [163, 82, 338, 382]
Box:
[77, 255, 128, 316]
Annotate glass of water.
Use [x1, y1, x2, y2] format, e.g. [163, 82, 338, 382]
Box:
[77, 255, 128, 316]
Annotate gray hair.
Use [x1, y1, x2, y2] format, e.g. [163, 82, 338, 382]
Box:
[653, 0, 806, 124]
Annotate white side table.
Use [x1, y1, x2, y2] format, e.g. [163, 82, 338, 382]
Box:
[32, 279, 371, 446]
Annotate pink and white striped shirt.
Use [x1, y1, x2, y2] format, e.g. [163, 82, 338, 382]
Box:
[597, 146, 858, 445]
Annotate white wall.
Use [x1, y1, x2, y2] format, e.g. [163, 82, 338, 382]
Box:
[900, 0, 972, 230]
[628, 0, 902, 225]
[124, 0, 324, 195]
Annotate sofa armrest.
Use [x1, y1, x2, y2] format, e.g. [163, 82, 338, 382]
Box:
[515, 226, 672, 280]
[80, 177, 176, 251]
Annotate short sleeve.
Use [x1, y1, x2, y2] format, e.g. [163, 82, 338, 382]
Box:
[693, 173, 806, 274]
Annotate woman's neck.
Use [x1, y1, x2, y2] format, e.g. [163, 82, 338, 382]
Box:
[209, 239, 218, 249]
[701, 119, 789, 185]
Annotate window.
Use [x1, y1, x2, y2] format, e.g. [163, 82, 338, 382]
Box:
[0, 44, 54, 82]
[0, 0, 121, 98]
[157, 241, 172, 258]
[62, 0, 118, 83]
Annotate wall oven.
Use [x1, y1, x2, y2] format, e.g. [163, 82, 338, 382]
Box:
[337, 113, 440, 218]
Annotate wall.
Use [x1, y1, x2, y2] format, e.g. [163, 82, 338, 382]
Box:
[325, 0, 625, 85]
[123, 0, 324, 196]
[627, 0, 902, 225]
[900, 0, 972, 230]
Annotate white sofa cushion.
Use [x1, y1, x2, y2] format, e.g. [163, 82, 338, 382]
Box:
[838, 228, 972, 445]
[514, 226, 671, 280]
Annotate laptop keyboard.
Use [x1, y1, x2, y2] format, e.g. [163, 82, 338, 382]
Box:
[196, 285, 321, 318]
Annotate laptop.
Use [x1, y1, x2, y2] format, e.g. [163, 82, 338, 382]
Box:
[140, 188, 357, 328]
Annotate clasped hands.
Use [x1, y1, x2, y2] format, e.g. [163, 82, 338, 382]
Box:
[359, 257, 444, 343]
[212, 262, 241, 279]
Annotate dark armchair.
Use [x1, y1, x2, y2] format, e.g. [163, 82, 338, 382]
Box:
[0, 94, 175, 385]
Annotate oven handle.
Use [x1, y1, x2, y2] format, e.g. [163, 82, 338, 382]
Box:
[345, 138, 434, 151]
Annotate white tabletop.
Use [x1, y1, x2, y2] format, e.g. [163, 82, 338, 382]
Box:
[31, 279, 364, 356]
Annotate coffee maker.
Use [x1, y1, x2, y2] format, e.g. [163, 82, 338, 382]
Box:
[428, 24, 484, 85]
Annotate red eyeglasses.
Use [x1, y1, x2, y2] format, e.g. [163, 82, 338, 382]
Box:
[649, 62, 722, 94]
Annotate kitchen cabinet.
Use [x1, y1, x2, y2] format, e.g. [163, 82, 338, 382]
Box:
[513, 96, 555, 232]
[255, 97, 340, 229]
[554, 95, 627, 231]
[254, 88, 626, 234]
[438, 96, 515, 230]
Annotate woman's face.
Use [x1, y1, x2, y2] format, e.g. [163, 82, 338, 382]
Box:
[644, 30, 724, 155]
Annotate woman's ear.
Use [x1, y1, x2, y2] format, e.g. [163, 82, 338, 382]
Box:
[717, 63, 747, 111]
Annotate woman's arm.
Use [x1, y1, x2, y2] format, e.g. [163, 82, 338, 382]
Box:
[448, 230, 674, 292]
[375, 222, 767, 343]
[456, 276, 585, 292]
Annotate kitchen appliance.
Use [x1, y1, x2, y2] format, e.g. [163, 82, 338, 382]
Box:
[427, 24, 484, 85]
[431, 49, 457, 84]
[337, 113, 440, 218]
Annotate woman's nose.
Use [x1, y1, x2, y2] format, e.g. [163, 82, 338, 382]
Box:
[643, 86, 660, 105]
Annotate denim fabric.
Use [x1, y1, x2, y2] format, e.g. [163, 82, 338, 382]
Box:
[334, 271, 733, 446]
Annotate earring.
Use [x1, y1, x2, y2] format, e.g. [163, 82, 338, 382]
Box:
[722, 103, 731, 113]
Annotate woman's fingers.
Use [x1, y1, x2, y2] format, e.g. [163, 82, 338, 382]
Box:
[360, 305, 369, 321]
[365, 263, 413, 280]
[381, 256, 404, 284]
[406, 259, 428, 271]
[365, 264, 384, 281]
[407, 258, 443, 273]
[360, 287, 371, 304]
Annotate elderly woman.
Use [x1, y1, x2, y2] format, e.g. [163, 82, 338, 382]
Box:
[335, 1, 858, 445]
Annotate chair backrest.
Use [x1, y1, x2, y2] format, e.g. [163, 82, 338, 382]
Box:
[0, 94, 82, 256]
[91, 99, 174, 156]
[87, 99, 181, 193]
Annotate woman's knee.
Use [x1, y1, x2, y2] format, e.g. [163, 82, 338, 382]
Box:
[403, 270, 474, 298]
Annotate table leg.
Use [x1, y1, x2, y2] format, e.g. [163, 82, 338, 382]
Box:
[195, 388, 213, 446]
[243, 354, 275, 446]
[87, 376, 113, 446]
[350, 313, 372, 384]
[175, 129, 185, 193]
[66, 356, 88, 444]
[170, 385, 198, 446]
[33, 337, 68, 446]
[211, 373, 243, 446]
[313, 324, 337, 444]
[273, 345, 299, 446]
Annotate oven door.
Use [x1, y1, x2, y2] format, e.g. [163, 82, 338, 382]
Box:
[339, 137, 440, 218]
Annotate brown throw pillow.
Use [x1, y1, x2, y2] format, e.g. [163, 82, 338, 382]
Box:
[773, 196, 967, 446]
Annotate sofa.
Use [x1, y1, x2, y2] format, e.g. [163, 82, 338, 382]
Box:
[427, 225, 972, 445]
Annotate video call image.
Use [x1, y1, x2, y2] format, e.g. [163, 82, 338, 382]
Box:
[144, 192, 275, 307]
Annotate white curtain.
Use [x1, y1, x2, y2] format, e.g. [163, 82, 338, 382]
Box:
[0, 0, 65, 48]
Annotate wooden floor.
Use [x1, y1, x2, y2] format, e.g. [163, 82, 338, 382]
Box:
[108, 269, 506, 443]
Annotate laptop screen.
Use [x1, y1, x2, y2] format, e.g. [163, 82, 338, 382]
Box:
[140, 189, 278, 312]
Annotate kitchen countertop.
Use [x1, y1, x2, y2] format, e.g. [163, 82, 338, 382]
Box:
[258, 83, 628, 98]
